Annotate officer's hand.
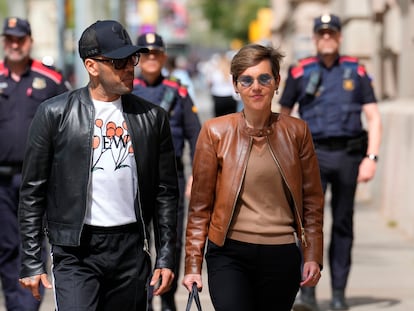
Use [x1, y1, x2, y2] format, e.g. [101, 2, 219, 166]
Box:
[19, 273, 52, 301]
[358, 157, 376, 182]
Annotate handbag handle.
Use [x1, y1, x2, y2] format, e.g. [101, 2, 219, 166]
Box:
[185, 283, 202, 311]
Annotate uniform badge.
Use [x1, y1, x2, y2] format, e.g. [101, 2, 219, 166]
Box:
[146, 33, 156, 44]
[32, 77, 46, 89]
[0, 82, 8, 94]
[343, 79, 354, 91]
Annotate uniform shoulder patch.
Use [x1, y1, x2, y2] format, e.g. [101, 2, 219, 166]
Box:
[291, 57, 319, 79]
[339, 56, 367, 77]
[357, 65, 367, 77]
[163, 78, 188, 98]
[0, 61, 9, 76]
[133, 77, 146, 87]
[31, 60, 63, 84]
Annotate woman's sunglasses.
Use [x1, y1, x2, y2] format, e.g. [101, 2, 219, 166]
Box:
[90, 53, 140, 70]
[237, 73, 274, 88]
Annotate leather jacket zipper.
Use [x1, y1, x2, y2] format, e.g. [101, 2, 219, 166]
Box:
[222, 136, 253, 245]
[266, 137, 308, 247]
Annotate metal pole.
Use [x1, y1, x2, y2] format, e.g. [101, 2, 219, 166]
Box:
[74, 0, 89, 88]
[56, 0, 66, 76]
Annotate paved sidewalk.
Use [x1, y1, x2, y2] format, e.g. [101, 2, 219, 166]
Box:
[311, 201, 414, 311]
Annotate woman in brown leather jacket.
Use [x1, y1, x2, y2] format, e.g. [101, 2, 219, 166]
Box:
[182, 44, 324, 311]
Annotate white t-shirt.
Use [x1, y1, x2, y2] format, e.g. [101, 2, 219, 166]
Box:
[84, 97, 138, 226]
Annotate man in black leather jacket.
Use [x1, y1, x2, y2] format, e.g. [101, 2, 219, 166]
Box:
[18, 20, 179, 311]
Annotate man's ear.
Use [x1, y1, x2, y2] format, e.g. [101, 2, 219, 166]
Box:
[84, 58, 99, 77]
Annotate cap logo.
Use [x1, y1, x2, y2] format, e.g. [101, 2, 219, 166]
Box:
[111, 23, 129, 44]
[8, 18, 18, 29]
[146, 33, 156, 44]
[321, 14, 331, 23]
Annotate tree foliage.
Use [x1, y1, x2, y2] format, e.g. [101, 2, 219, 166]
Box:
[200, 0, 270, 42]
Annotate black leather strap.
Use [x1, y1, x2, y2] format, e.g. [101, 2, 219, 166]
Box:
[185, 283, 202, 311]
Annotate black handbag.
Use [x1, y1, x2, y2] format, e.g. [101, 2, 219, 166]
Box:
[185, 283, 202, 311]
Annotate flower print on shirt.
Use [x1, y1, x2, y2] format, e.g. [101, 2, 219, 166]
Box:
[92, 118, 134, 171]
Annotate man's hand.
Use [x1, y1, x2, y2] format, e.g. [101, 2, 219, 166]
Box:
[19, 273, 52, 301]
[150, 268, 174, 296]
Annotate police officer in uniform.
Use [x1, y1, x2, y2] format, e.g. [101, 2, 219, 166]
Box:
[132, 32, 201, 311]
[280, 14, 382, 311]
[0, 17, 69, 310]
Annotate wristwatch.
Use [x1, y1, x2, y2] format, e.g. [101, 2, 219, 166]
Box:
[366, 154, 379, 162]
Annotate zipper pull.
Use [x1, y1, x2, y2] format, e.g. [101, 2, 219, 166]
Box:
[143, 238, 151, 256]
[301, 228, 308, 247]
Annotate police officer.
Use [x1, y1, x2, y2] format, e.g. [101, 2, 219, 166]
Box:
[280, 14, 382, 311]
[0, 17, 69, 310]
[132, 32, 201, 311]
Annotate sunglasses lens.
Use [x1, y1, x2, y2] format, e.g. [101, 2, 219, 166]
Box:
[238, 76, 254, 87]
[258, 74, 273, 86]
[238, 74, 273, 87]
[113, 55, 139, 70]
[113, 58, 128, 70]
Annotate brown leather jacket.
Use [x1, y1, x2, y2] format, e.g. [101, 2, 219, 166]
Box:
[184, 112, 324, 275]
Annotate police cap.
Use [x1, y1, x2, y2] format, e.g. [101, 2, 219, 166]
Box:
[313, 14, 341, 33]
[2, 17, 31, 37]
[137, 32, 165, 51]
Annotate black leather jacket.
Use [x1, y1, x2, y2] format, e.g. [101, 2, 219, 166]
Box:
[19, 87, 179, 278]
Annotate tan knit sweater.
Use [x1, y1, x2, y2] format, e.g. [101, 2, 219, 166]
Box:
[227, 136, 296, 245]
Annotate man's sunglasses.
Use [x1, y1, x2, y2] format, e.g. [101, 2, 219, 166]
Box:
[237, 73, 274, 88]
[90, 54, 140, 70]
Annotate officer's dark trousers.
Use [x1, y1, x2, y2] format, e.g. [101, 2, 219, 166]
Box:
[52, 223, 151, 311]
[316, 148, 362, 290]
[0, 174, 42, 311]
[206, 239, 301, 311]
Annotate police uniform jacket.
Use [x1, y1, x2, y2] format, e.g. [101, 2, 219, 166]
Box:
[0, 59, 68, 166]
[184, 112, 324, 275]
[133, 75, 201, 167]
[19, 87, 179, 278]
[279, 55, 377, 140]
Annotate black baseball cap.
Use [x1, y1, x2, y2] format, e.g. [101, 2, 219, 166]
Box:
[78, 20, 148, 60]
[2, 17, 31, 37]
[136, 32, 165, 51]
[313, 14, 341, 33]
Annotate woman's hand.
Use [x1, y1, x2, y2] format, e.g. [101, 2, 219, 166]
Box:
[182, 273, 203, 292]
[300, 261, 321, 287]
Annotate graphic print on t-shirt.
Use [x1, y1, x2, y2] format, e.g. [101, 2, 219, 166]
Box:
[92, 118, 134, 171]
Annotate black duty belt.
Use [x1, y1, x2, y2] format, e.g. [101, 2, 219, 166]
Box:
[313, 137, 353, 151]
